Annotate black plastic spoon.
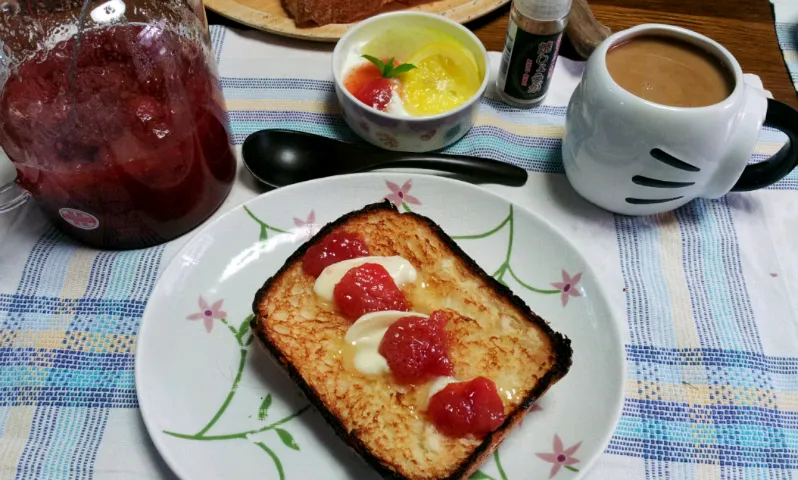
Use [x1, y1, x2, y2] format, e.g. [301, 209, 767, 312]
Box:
[241, 129, 528, 188]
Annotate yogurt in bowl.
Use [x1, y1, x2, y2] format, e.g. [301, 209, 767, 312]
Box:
[332, 12, 489, 152]
[340, 48, 413, 117]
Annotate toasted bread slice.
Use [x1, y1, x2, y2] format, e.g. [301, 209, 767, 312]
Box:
[283, 0, 394, 26]
[252, 201, 572, 480]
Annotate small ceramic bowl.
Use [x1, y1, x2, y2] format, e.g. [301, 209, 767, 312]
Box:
[332, 12, 489, 153]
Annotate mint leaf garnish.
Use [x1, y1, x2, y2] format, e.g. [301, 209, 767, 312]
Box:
[362, 54, 416, 78]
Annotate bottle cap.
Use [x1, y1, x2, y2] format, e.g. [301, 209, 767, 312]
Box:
[516, 0, 572, 22]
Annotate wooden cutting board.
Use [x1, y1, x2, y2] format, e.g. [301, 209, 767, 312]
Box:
[204, 0, 509, 42]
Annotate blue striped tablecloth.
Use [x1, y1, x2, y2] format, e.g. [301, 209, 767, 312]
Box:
[0, 16, 797, 479]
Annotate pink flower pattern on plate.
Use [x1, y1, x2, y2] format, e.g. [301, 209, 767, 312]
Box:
[186, 297, 227, 333]
[293, 210, 316, 227]
[385, 180, 421, 208]
[552, 270, 582, 307]
[536, 434, 582, 478]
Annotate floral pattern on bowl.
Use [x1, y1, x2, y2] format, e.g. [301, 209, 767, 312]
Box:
[337, 89, 480, 152]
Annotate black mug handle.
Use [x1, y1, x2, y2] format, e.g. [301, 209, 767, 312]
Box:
[732, 98, 798, 191]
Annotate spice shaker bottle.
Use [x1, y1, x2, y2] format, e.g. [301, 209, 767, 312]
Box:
[497, 0, 572, 107]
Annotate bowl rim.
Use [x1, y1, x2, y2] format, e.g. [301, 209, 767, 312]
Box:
[331, 11, 490, 122]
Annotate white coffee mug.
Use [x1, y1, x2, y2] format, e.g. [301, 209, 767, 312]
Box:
[562, 24, 798, 215]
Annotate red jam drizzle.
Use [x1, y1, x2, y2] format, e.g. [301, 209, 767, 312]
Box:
[378, 310, 453, 385]
[427, 377, 506, 438]
[344, 60, 398, 112]
[0, 25, 236, 249]
[302, 231, 370, 277]
[333, 263, 409, 320]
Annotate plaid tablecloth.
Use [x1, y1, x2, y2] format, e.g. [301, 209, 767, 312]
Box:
[1, 15, 797, 479]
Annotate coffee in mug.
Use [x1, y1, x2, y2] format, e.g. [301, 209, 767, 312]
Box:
[606, 35, 734, 108]
[562, 24, 798, 216]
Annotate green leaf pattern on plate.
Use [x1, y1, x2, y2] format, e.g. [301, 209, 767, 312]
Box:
[276, 428, 300, 451]
[164, 299, 308, 479]
[258, 394, 273, 421]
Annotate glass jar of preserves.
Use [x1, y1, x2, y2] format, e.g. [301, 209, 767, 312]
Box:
[0, 0, 236, 248]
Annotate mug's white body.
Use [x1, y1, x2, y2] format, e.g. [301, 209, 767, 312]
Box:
[562, 24, 768, 215]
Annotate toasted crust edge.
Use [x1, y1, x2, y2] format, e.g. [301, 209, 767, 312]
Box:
[251, 200, 574, 480]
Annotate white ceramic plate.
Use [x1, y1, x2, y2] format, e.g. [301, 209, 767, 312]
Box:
[136, 173, 625, 480]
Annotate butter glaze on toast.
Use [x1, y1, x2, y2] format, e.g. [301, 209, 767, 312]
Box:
[252, 201, 572, 480]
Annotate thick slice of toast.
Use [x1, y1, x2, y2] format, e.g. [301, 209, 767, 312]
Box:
[283, 0, 394, 26]
[252, 201, 572, 480]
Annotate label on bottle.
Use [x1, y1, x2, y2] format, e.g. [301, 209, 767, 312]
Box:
[59, 208, 99, 230]
[497, 19, 563, 102]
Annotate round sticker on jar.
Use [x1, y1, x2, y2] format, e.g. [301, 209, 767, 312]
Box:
[59, 208, 99, 230]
